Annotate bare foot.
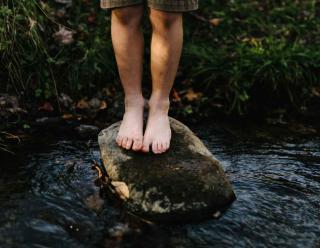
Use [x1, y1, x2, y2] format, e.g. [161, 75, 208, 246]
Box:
[142, 98, 171, 154]
[116, 96, 144, 151]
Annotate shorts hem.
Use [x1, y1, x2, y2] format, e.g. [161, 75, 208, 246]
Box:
[100, 0, 143, 9]
[147, 2, 198, 12]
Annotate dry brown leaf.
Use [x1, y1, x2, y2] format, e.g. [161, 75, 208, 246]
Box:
[312, 87, 320, 97]
[76, 98, 90, 110]
[185, 89, 203, 102]
[111, 181, 130, 200]
[53, 26, 75, 45]
[38, 102, 54, 112]
[92, 164, 103, 178]
[62, 113, 74, 120]
[99, 100, 108, 110]
[172, 88, 181, 102]
[209, 18, 222, 27]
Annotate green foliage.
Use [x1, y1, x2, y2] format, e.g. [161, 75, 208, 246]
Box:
[1, 0, 116, 100]
[182, 0, 320, 114]
[1, 0, 319, 115]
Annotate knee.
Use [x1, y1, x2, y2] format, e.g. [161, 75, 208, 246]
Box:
[149, 10, 182, 30]
[112, 6, 143, 26]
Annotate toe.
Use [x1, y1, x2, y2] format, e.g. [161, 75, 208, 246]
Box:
[160, 142, 165, 152]
[142, 144, 150, 153]
[152, 142, 158, 154]
[161, 142, 167, 153]
[142, 139, 151, 153]
[160, 142, 167, 153]
[125, 138, 133, 150]
[121, 137, 128, 148]
[157, 142, 164, 154]
[165, 142, 170, 152]
[116, 135, 122, 146]
[132, 138, 143, 151]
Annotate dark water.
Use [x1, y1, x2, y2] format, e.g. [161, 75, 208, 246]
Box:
[1, 126, 320, 248]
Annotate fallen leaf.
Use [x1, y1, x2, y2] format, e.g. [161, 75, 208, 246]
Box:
[53, 26, 76, 45]
[209, 18, 222, 27]
[99, 100, 107, 110]
[172, 88, 181, 102]
[76, 98, 90, 110]
[185, 89, 203, 102]
[62, 113, 74, 120]
[92, 163, 103, 178]
[312, 87, 320, 97]
[111, 181, 130, 200]
[38, 102, 54, 112]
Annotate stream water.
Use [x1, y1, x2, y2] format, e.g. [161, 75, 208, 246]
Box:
[0, 125, 319, 247]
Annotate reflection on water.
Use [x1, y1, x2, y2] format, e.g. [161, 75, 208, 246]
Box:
[0, 126, 319, 247]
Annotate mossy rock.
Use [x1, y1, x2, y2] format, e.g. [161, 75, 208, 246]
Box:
[98, 117, 236, 222]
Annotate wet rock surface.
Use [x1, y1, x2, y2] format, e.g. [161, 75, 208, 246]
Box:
[98, 118, 236, 222]
[76, 124, 100, 138]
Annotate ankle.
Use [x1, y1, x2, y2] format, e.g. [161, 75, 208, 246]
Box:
[148, 96, 170, 114]
[124, 95, 144, 110]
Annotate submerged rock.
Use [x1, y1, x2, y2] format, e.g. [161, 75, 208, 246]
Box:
[76, 124, 100, 138]
[98, 118, 235, 222]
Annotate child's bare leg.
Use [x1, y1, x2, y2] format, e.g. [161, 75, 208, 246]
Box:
[142, 9, 183, 154]
[111, 5, 145, 151]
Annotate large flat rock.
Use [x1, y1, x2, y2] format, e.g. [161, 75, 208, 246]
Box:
[98, 118, 236, 222]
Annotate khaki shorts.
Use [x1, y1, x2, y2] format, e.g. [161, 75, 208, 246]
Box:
[100, 0, 198, 12]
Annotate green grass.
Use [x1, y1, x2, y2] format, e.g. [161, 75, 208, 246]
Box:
[1, 0, 319, 116]
[181, 0, 320, 114]
[1, 0, 117, 100]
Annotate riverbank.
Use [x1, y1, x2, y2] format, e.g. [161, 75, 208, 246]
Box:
[1, 0, 319, 119]
[1, 91, 319, 155]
